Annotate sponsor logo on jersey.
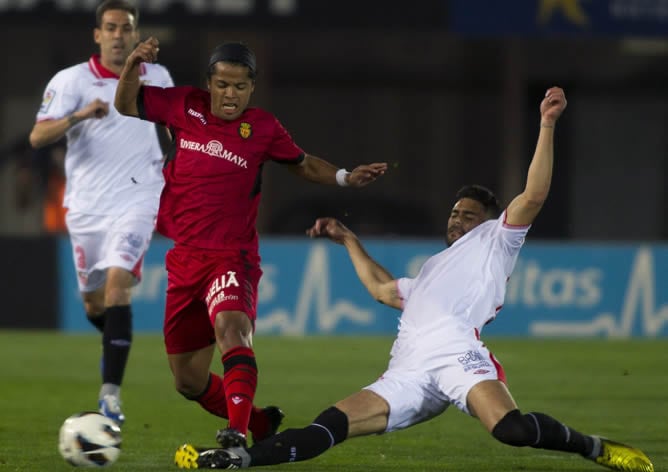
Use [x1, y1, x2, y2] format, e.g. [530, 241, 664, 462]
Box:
[187, 108, 207, 125]
[179, 139, 248, 168]
[40, 88, 56, 114]
[92, 81, 106, 87]
[473, 369, 490, 375]
[238, 122, 252, 139]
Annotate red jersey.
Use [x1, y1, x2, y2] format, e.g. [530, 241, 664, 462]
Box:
[139, 85, 304, 252]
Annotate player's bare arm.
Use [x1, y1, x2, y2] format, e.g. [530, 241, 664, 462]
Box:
[288, 154, 387, 187]
[29, 98, 109, 149]
[307, 217, 401, 310]
[115, 37, 160, 118]
[505, 87, 567, 227]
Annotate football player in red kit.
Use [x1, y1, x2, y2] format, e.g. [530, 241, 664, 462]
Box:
[114, 37, 387, 448]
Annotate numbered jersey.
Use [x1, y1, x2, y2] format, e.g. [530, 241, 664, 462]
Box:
[35, 54, 174, 215]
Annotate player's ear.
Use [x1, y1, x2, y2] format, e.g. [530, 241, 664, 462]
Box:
[93, 28, 101, 45]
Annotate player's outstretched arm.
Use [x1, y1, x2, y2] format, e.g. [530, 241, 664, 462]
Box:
[505, 86, 567, 226]
[288, 154, 387, 187]
[115, 37, 160, 118]
[307, 218, 402, 310]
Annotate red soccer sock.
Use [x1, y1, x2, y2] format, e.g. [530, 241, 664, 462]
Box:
[193, 372, 268, 437]
[222, 346, 258, 436]
[195, 373, 228, 418]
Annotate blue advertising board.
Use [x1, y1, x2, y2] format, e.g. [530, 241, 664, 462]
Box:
[449, 0, 668, 37]
[58, 238, 668, 337]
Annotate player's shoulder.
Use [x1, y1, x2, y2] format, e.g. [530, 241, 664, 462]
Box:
[143, 62, 173, 81]
[49, 61, 91, 83]
[241, 107, 282, 127]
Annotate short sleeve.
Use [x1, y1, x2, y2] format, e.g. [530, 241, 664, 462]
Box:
[158, 65, 175, 88]
[396, 277, 416, 308]
[492, 210, 531, 274]
[267, 116, 304, 163]
[36, 70, 79, 121]
[138, 85, 189, 128]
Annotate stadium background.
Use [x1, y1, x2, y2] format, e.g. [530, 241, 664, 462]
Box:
[0, 0, 666, 335]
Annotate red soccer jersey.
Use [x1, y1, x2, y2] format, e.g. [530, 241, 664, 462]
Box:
[139, 85, 304, 252]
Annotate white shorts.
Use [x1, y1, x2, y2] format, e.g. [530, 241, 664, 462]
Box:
[66, 211, 156, 292]
[364, 341, 505, 433]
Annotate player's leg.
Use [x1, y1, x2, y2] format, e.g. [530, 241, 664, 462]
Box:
[468, 380, 654, 471]
[176, 389, 389, 469]
[204, 251, 264, 447]
[174, 369, 448, 469]
[96, 266, 135, 424]
[81, 289, 106, 332]
[94, 212, 156, 424]
[212, 309, 256, 447]
[168, 339, 283, 444]
[66, 212, 124, 420]
[244, 390, 388, 467]
[165, 249, 279, 446]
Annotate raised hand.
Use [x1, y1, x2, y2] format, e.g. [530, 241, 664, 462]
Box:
[126, 36, 160, 66]
[540, 87, 567, 126]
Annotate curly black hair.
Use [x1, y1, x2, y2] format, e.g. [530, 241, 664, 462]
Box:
[454, 184, 501, 218]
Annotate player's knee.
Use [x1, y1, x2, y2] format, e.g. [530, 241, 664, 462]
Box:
[104, 286, 132, 307]
[86, 313, 106, 333]
[175, 381, 201, 399]
[491, 409, 537, 447]
[312, 407, 349, 446]
[83, 300, 105, 317]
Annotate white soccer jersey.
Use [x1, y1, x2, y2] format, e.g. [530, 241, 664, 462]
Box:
[391, 211, 530, 369]
[35, 55, 174, 215]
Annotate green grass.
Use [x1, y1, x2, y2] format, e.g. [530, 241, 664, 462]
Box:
[0, 332, 665, 471]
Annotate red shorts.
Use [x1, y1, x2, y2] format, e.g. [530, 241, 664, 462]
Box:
[163, 245, 262, 355]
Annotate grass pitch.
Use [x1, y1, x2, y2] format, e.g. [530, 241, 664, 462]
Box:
[0, 332, 665, 471]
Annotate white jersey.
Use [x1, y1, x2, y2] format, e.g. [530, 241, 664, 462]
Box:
[35, 55, 174, 215]
[392, 211, 530, 369]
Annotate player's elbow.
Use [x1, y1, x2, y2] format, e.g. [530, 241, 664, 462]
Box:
[522, 192, 548, 208]
[29, 129, 46, 149]
[114, 100, 132, 117]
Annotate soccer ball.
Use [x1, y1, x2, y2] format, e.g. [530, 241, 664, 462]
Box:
[58, 411, 122, 467]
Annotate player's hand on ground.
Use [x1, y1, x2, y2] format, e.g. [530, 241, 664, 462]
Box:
[80, 98, 109, 120]
[540, 87, 567, 126]
[347, 162, 388, 187]
[306, 217, 354, 244]
[127, 37, 160, 66]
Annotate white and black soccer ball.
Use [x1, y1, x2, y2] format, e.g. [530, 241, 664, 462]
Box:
[58, 411, 122, 467]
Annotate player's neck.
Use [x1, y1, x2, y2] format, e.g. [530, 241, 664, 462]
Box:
[99, 55, 124, 76]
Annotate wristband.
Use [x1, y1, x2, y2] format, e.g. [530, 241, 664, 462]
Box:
[336, 168, 351, 187]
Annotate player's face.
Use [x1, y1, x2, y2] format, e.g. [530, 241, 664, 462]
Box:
[208, 62, 255, 121]
[94, 9, 138, 69]
[446, 198, 488, 246]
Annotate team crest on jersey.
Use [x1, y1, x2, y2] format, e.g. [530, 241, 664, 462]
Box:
[40, 89, 56, 113]
[238, 122, 252, 139]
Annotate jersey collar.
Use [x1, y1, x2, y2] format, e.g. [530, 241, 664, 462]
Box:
[88, 54, 146, 79]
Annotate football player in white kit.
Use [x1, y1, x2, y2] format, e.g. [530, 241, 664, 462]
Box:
[176, 87, 654, 472]
[29, 0, 173, 425]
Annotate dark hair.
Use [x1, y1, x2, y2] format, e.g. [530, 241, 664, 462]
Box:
[96, 0, 139, 28]
[207, 42, 258, 80]
[455, 184, 501, 218]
